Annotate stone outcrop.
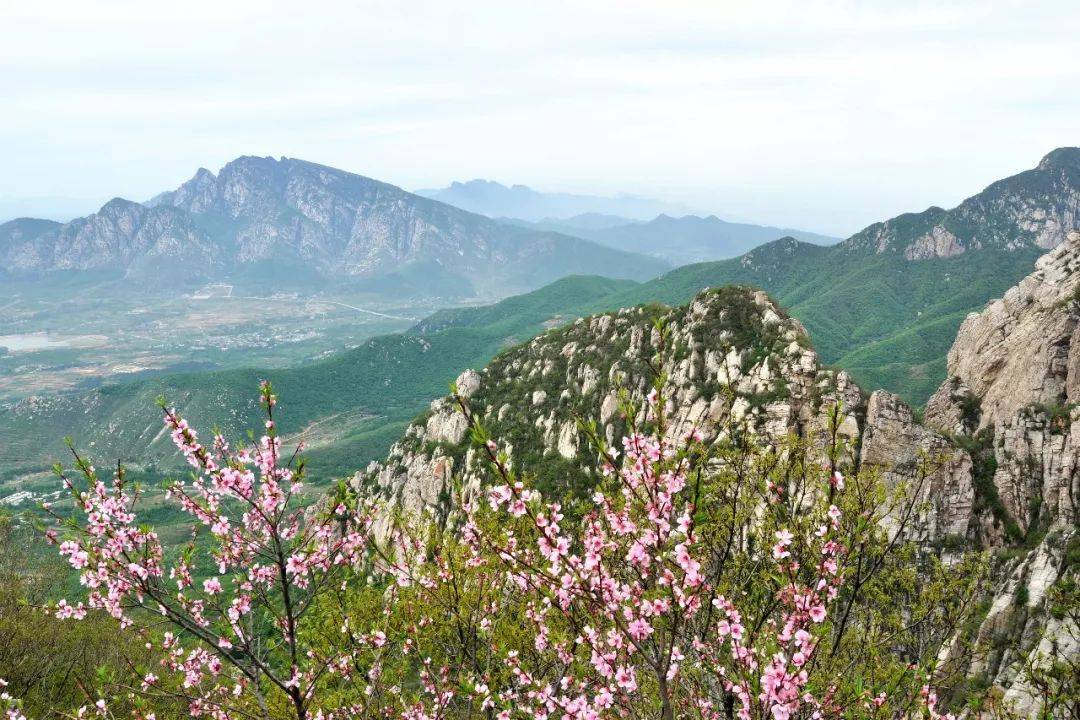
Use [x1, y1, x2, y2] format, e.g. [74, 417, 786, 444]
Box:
[859, 390, 974, 544]
[926, 233, 1080, 431]
[891, 232, 1080, 714]
[358, 286, 866, 529]
[924, 230, 1080, 536]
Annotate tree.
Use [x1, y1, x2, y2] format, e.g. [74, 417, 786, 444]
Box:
[382, 380, 985, 720]
[30, 376, 985, 720]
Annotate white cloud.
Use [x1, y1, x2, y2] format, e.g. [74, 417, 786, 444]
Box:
[0, 0, 1077, 234]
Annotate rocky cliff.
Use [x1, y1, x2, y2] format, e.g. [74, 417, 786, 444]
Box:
[0, 157, 665, 297]
[861, 232, 1080, 715]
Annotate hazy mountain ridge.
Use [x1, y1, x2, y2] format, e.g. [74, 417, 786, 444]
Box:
[557, 213, 839, 264]
[415, 178, 696, 221]
[0, 157, 666, 296]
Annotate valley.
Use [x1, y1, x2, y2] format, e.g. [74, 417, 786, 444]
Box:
[0, 275, 434, 402]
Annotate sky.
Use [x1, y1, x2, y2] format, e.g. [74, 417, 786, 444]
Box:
[1, 0, 1078, 236]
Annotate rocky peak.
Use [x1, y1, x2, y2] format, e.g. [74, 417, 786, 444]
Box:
[357, 285, 865, 524]
[0, 157, 663, 293]
[165, 167, 219, 214]
[97, 196, 144, 219]
[1036, 146, 1080, 172]
[739, 236, 817, 272]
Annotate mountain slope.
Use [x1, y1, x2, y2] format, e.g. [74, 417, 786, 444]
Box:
[415, 179, 695, 221]
[359, 285, 865, 512]
[862, 232, 1080, 716]
[847, 147, 1080, 257]
[0, 218, 62, 276]
[0, 157, 667, 297]
[509, 213, 839, 265]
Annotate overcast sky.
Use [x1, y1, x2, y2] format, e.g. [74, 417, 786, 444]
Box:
[1, 0, 1078, 236]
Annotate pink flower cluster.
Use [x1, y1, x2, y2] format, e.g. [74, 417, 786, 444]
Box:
[453, 422, 856, 720]
[46, 383, 377, 720]
[425, 387, 953, 720]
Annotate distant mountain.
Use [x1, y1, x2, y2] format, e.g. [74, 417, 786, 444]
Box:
[507, 213, 840, 265]
[0, 157, 667, 298]
[845, 147, 1080, 258]
[0, 197, 104, 224]
[0, 218, 62, 272]
[415, 179, 696, 221]
[498, 212, 639, 233]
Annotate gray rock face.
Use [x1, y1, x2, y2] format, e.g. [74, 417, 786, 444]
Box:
[914, 232, 1080, 715]
[902, 225, 965, 261]
[922, 231, 1080, 539]
[0, 198, 217, 275]
[859, 390, 974, 543]
[927, 231, 1080, 431]
[0, 156, 665, 296]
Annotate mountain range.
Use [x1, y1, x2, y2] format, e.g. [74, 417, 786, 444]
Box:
[3, 151, 1077, 719]
[415, 179, 698, 221]
[0, 157, 666, 298]
[3, 148, 1079, 484]
[503, 212, 840, 265]
[595, 147, 1080, 401]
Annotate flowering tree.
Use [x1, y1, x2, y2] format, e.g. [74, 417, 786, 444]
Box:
[35, 375, 984, 720]
[382, 380, 985, 720]
[44, 382, 381, 720]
